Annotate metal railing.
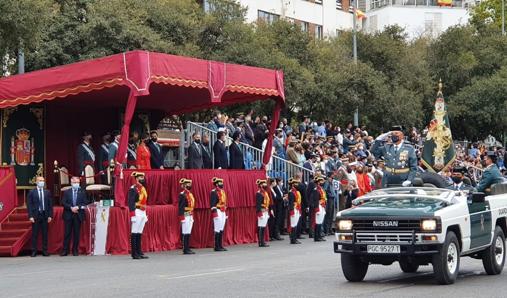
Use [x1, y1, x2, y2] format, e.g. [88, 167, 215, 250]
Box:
[185, 122, 314, 185]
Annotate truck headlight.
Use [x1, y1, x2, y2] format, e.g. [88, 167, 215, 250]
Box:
[421, 219, 437, 231]
[338, 220, 353, 231]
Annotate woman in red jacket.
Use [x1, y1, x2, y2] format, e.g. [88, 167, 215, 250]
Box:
[356, 165, 372, 197]
[136, 134, 151, 170]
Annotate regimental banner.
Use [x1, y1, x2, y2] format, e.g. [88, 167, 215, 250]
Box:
[1, 106, 45, 186]
[421, 81, 456, 172]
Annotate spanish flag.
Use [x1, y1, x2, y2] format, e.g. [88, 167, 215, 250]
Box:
[355, 9, 366, 20]
[437, 0, 452, 6]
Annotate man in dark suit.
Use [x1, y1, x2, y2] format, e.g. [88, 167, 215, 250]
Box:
[229, 131, 245, 169]
[213, 131, 228, 169]
[26, 176, 53, 257]
[148, 130, 164, 169]
[187, 133, 203, 169]
[76, 132, 96, 176]
[201, 134, 213, 169]
[61, 177, 87, 256]
[273, 178, 287, 239]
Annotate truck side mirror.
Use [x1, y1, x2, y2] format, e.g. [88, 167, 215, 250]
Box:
[471, 192, 486, 203]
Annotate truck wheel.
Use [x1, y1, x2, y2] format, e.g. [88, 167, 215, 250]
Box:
[399, 259, 419, 273]
[341, 254, 368, 282]
[432, 231, 460, 285]
[482, 226, 505, 275]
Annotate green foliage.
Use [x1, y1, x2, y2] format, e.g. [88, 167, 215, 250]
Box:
[470, 0, 506, 33]
[3, 0, 507, 140]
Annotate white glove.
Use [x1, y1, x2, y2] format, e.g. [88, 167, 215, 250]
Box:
[402, 180, 412, 187]
[131, 217, 137, 223]
[375, 132, 391, 141]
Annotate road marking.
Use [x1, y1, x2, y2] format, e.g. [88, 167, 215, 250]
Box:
[160, 268, 244, 280]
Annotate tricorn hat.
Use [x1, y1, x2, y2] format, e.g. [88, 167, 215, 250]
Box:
[179, 178, 192, 185]
[131, 172, 145, 178]
[212, 177, 223, 184]
[256, 179, 267, 186]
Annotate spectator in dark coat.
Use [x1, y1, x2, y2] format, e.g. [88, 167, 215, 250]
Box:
[213, 131, 228, 169]
[187, 133, 203, 169]
[201, 134, 213, 169]
[229, 131, 245, 169]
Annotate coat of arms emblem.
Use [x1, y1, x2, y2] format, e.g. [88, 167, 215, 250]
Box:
[10, 128, 35, 166]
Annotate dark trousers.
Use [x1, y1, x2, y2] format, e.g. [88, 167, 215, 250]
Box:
[323, 198, 335, 234]
[32, 215, 48, 253]
[299, 204, 308, 235]
[274, 200, 286, 234]
[63, 215, 82, 254]
[268, 212, 276, 239]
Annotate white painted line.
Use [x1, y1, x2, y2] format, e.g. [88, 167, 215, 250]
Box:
[161, 268, 244, 280]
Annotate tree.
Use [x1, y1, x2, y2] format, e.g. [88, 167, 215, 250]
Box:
[470, 0, 506, 33]
[0, 0, 53, 75]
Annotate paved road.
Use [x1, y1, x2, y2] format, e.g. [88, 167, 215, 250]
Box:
[1, 236, 507, 298]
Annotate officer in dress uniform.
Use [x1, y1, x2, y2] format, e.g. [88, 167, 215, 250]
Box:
[371, 126, 417, 188]
[76, 132, 96, 176]
[311, 176, 327, 242]
[97, 132, 111, 184]
[288, 177, 302, 245]
[476, 151, 504, 193]
[256, 179, 270, 247]
[128, 172, 149, 260]
[178, 178, 196, 255]
[108, 130, 121, 166]
[446, 166, 474, 192]
[210, 177, 228, 252]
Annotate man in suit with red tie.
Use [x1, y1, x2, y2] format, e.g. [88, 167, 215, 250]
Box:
[61, 177, 88, 256]
[26, 176, 53, 257]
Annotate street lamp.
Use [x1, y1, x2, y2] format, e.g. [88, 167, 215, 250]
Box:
[352, 0, 359, 126]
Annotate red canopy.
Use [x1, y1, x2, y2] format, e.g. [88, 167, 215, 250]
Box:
[0, 50, 284, 204]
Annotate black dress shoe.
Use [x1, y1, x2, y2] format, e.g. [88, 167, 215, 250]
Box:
[72, 252, 79, 256]
[31, 252, 37, 257]
[42, 252, 50, 257]
[274, 236, 284, 241]
[60, 252, 68, 257]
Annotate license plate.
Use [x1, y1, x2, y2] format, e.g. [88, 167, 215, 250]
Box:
[367, 245, 400, 254]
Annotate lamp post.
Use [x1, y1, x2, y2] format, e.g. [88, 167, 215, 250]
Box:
[352, 0, 359, 127]
[502, 0, 505, 36]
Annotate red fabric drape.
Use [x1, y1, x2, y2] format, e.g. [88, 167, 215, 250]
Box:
[25, 207, 92, 254]
[118, 169, 265, 207]
[0, 166, 16, 222]
[263, 100, 282, 166]
[105, 206, 260, 254]
[114, 90, 138, 207]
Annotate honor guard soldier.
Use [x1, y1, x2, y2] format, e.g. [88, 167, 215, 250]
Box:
[288, 178, 302, 245]
[128, 172, 149, 260]
[76, 132, 96, 176]
[210, 177, 228, 251]
[256, 179, 270, 247]
[371, 125, 417, 188]
[179, 178, 196, 254]
[311, 176, 327, 242]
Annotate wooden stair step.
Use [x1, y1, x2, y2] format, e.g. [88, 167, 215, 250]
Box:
[0, 246, 13, 256]
[0, 238, 18, 246]
[15, 207, 28, 214]
[0, 229, 27, 238]
[8, 214, 29, 222]
[2, 222, 32, 230]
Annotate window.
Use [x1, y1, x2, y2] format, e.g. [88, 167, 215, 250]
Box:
[301, 21, 309, 32]
[258, 10, 280, 24]
[315, 25, 323, 39]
